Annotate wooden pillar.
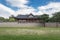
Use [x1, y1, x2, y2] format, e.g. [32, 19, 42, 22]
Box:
[26, 19, 27, 23]
[18, 19, 20, 24]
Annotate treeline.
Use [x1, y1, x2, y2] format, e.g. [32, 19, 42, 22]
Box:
[39, 12, 60, 27]
[0, 15, 15, 22]
[39, 12, 60, 22]
[0, 12, 60, 22]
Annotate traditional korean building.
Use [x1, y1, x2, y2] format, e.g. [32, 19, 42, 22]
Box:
[14, 13, 42, 23]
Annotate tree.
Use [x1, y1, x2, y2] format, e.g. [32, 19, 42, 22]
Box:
[9, 15, 15, 22]
[52, 12, 60, 22]
[0, 17, 5, 22]
[40, 14, 49, 27]
[51, 12, 60, 27]
[4, 19, 9, 22]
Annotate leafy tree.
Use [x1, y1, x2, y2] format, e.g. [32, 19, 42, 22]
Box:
[49, 12, 60, 27]
[40, 14, 49, 22]
[0, 17, 5, 22]
[4, 19, 9, 22]
[9, 15, 15, 22]
[40, 14, 49, 27]
[52, 12, 60, 22]
[9, 17, 15, 22]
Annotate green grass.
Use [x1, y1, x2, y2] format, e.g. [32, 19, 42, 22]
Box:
[0, 27, 60, 30]
[0, 27, 60, 40]
[0, 34, 60, 40]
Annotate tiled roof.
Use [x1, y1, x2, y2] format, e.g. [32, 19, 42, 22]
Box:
[15, 14, 39, 19]
[16, 15, 29, 18]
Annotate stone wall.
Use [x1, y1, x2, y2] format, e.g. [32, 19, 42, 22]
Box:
[45, 22, 60, 27]
[0, 22, 60, 27]
[0, 22, 42, 27]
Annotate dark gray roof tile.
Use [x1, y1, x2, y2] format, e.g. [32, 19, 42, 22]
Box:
[15, 14, 39, 19]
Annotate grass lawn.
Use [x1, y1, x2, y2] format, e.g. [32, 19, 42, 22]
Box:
[0, 27, 60, 40]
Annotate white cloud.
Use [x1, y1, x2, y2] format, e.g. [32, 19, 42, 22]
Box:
[6, 0, 60, 16]
[1, 0, 60, 18]
[6, 0, 42, 15]
[0, 3, 15, 18]
[38, 2, 60, 16]
[16, 7, 40, 15]
[6, 0, 29, 8]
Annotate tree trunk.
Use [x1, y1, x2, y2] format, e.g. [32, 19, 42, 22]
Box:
[44, 22, 45, 27]
[42, 22, 45, 27]
[56, 22, 58, 28]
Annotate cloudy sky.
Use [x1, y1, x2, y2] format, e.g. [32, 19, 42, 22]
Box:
[0, 0, 60, 18]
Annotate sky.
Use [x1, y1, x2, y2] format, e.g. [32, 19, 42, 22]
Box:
[0, 0, 60, 18]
